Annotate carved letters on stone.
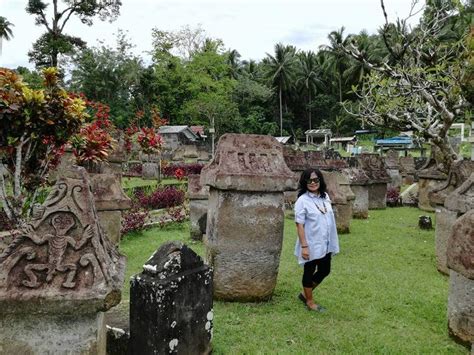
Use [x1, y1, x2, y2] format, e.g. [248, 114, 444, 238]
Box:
[0, 168, 124, 299]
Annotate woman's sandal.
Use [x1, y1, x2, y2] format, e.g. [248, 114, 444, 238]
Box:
[298, 293, 306, 304]
[306, 304, 327, 313]
[298, 293, 327, 312]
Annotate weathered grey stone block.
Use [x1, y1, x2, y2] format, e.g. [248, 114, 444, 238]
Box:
[188, 174, 209, 241]
[448, 270, 474, 347]
[0, 312, 106, 354]
[350, 185, 369, 218]
[142, 162, 159, 180]
[206, 190, 285, 301]
[355, 154, 390, 210]
[190, 199, 208, 241]
[367, 184, 387, 209]
[90, 173, 131, 245]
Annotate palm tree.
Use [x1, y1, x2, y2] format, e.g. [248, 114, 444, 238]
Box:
[296, 51, 323, 130]
[226, 49, 241, 79]
[241, 59, 259, 80]
[320, 27, 351, 103]
[264, 43, 297, 136]
[0, 17, 14, 55]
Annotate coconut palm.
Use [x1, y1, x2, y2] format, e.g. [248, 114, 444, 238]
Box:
[264, 43, 297, 136]
[296, 51, 323, 130]
[343, 31, 384, 88]
[226, 49, 241, 79]
[0, 17, 14, 55]
[320, 26, 352, 103]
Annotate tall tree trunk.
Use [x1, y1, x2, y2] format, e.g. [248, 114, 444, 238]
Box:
[338, 74, 342, 103]
[279, 86, 283, 136]
[432, 134, 460, 174]
[308, 90, 312, 130]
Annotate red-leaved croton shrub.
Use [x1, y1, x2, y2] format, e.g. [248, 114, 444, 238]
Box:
[121, 207, 150, 236]
[0, 67, 87, 224]
[137, 127, 163, 155]
[70, 100, 114, 166]
[386, 187, 401, 207]
[133, 186, 185, 210]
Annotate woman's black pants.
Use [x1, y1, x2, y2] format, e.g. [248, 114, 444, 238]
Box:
[302, 253, 332, 288]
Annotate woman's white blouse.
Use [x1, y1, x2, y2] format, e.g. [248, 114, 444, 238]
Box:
[294, 191, 340, 265]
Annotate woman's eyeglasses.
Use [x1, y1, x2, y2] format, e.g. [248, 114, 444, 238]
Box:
[306, 178, 320, 184]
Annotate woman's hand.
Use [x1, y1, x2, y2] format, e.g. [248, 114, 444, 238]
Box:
[301, 246, 309, 260]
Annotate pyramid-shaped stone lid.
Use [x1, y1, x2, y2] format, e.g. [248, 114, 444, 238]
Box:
[201, 134, 297, 192]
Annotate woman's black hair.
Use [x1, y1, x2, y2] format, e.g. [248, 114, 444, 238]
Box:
[297, 168, 328, 198]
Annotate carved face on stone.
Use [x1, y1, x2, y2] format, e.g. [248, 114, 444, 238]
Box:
[51, 213, 75, 235]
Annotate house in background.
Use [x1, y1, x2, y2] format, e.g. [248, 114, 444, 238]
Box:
[158, 125, 210, 163]
[190, 126, 207, 140]
[330, 136, 357, 152]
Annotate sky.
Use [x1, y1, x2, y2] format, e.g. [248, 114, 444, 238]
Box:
[0, 0, 424, 69]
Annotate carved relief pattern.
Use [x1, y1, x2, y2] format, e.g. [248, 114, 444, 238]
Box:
[0, 176, 121, 294]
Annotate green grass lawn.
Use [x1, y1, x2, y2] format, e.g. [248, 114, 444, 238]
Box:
[121, 176, 184, 189]
[117, 207, 467, 354]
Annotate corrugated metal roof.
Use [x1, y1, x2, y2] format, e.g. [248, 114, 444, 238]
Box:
[304, 129, 332, 136]
[158, 125, 189, 134]
[158, 125, 199, 141]
[275, 136, 291, 144]
[330, 136, 356, 143]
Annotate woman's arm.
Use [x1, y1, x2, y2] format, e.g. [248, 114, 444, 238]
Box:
[296, 223, 309, 260]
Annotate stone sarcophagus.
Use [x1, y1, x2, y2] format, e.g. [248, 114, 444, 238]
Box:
[342, 167, 370, 219]
[0, 166, 126, 354]
[430, 161, 474, 275]
[201, 134, 297, 301]
[90, 173, 131, 245]
[443, 172, 474, 348]
[399, 156, 416, 185]
[384, 150, 402, 190]
[351, 154, 391, 209]
[446, 210, 474, 347]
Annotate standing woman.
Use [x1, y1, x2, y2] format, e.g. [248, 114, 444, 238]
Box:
[294, 168, 339, 312]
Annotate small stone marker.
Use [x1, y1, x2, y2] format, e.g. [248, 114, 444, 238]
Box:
[188, 174, 209, 241]
[142, 162, 160, 180]
[129, 241, 213, 354]
[418, 215, 433, 230]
